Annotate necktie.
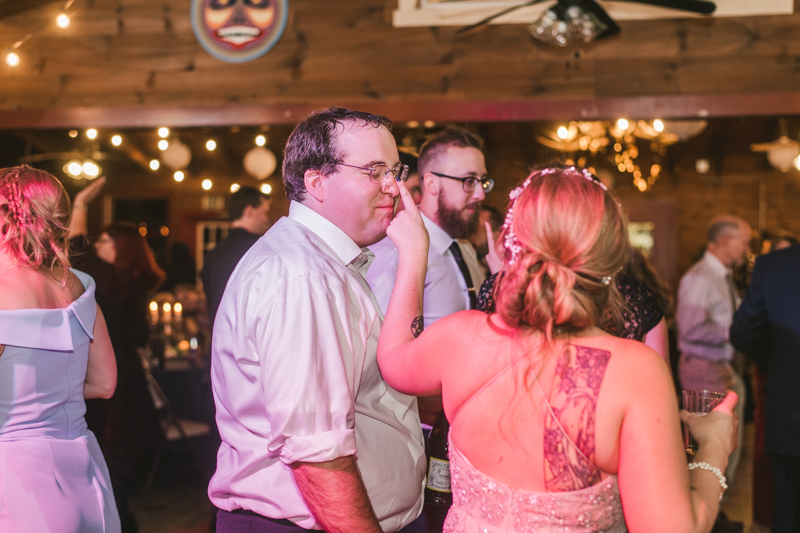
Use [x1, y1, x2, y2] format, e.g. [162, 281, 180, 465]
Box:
[448, 241, 477, 310]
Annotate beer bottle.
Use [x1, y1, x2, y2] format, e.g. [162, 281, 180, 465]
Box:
[424, 412, 452, 506]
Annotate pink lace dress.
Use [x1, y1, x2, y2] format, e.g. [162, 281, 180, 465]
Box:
[443, 344, 628, 533]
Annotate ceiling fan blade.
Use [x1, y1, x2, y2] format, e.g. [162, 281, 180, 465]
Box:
[456, 0, 550, 35]
[612, 0, 716, 15]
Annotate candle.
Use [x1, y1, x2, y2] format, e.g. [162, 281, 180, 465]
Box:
[149, 301, 158, 325]
[174, 302, 183, 321]
[163, 302, 172, 323]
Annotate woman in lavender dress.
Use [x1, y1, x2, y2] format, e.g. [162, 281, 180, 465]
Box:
[0, 165, 120, 532]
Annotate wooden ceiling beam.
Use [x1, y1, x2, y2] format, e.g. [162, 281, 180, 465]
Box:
[1, 91, 800, 129]
[0, 0, 58, 19]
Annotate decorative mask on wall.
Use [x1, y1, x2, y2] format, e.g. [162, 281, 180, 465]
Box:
[191, 0, 289, 63]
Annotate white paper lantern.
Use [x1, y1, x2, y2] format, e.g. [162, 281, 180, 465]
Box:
[162, 140, 192, 170]
[660, 120, 708, 141]
[767, 144, 800, 172]
[244, 146, 277, 180]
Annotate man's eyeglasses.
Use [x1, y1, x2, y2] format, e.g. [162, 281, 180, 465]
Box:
[338, 162, 409, 184]
[430, 172, 494, 194]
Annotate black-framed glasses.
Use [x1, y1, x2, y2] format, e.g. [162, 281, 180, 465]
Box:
[430, 171, 494, 194]
[338, 162, 409, 184]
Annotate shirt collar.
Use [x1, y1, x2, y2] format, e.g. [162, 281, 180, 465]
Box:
[702, 250, 730, 277]
[289, 201, 364, 266]
[421, 212, 455, 255]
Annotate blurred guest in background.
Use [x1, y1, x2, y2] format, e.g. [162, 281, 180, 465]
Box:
[201, 185, 270, 327]
[676, 214, 750, 533]
[0, 165, 119, 532]
[731, 244, 800, 533]
[769, 230, 799, 252]
[68, 176, 165, 533]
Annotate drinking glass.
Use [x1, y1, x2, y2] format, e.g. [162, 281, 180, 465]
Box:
[681, 389, 727, 455]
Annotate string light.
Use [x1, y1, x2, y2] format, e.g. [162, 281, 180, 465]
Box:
[206, 140, 217, 151]
[158, 127, 169, 138]
[557, 126, 569, 140]
[616, 118, 629, 130]
[55, 13, 71, 29]
[86, 128, 98, 139]
[82, 161, 100, 178]
[5, 51, 20, 67]
[174, 171, 185, 182]
[158, 139, 169, 151]
[111, 135, 122, 146]
[69, 130, 78, 138]
[260, 183, 272, 195]
[230, 183, 240, 192]
[149, 159, 160, 170]
[653, 119, 664, 132]
[255, 135, 266, 146]
[202, 179, 212, 190]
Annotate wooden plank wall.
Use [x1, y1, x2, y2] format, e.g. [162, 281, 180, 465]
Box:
[0, 0, 799, 111]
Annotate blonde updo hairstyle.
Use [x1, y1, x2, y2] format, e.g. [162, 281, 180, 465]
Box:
[0, 165, 71, 282]
[495, 166, 629, 342]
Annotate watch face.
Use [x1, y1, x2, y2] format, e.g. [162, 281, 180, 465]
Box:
[191, 0, 289, 63]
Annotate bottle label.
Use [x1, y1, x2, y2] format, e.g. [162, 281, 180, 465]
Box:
[426, 457, 451, 493]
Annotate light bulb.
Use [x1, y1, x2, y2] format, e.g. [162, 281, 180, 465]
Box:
[158, 127, 169, 138]
[5, 51, 20, 67]
[616, 119, 629, 131]
[557, 126, 569, 140]
[653, 119, 664, 132]
[82, 161, 100, 178]
[68, 130, 78, 138]
[55, 13, 71, 29]
[149, 301, 158, 312]
[173, 171, 185, 182]
[202, 179, 212, 190]
[111, 134, 122, 146]
[255, 135, 266, 146]
[260, 183, 272, 195]
[230, 183, 240, 193]
[163, 302, 171, 313]
[86, 128, 98, 139]
[158, 139, 169, 151]
[149, 159, 160, 170]
[206, 140, 216, 151]
[795, 154, 800, 172]
[66, 160, 83, 177]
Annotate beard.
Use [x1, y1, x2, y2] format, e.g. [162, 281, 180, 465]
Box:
[437, 189, 481, 239]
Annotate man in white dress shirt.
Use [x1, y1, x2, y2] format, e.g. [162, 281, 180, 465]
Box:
[367, 126, 492, 425]
[208, 108, 426, 533]
[676, 214, 750, 490]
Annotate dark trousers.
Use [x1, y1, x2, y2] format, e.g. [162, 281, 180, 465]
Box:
[216, 509, 426, 533]
[771, 454, 800, 533]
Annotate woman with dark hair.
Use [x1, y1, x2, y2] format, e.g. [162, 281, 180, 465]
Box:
[68, 177, 165, 533]
[379, 166, 738, 533]
[0, 165, 120, 532]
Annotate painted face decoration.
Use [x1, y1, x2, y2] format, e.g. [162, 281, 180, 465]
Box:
[191, 0, 288, 63]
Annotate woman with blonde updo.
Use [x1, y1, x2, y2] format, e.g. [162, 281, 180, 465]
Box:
[378, 165, 738, 533]
[0, 165, 120, 532]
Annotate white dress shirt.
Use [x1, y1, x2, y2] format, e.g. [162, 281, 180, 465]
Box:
[368, 213, 486, 328]
[676, 250, 741, 362]
[208, 201, 425, 532]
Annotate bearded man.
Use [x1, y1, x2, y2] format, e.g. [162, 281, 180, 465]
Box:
[368, 126, 493, 425]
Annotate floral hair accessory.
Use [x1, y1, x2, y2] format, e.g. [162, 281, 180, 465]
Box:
[503, 166, 607, 265]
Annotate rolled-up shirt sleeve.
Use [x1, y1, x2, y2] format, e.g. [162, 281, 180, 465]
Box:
[246, 272, 361, 465]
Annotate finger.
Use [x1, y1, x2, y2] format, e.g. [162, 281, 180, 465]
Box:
[396, 178, 418, 214]
[713, 391, 739, 414]
[485, 221, 494, 242]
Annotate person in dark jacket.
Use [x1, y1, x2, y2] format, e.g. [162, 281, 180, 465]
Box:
[201, 186, 271, 326]
[730, 245, 800, 533]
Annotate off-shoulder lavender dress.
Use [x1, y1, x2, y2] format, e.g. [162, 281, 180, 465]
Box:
[0, 270, 120, 532]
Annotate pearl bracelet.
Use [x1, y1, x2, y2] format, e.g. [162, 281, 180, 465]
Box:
[688, 461, 728, 501]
